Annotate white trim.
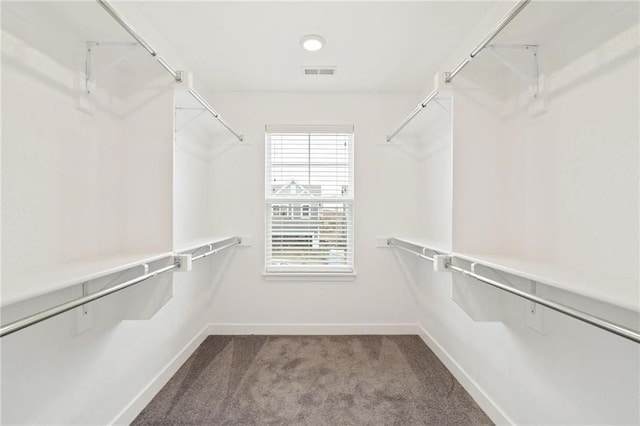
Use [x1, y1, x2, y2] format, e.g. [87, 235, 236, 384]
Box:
[266, 124, 354, 133]
[262, 272, 357, 281]
[265, 128, 355, 274]
[415, 325, 512, 425]
[207, 323, 419, 335]
[110, 325, 210, 425]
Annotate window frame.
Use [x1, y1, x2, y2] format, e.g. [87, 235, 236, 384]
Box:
[264, 125, 355, 276]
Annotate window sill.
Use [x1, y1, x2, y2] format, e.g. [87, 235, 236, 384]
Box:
[262, 271, 357, 282]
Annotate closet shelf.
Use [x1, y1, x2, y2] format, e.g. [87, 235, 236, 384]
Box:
[175, 236, 238, 254]
[1, 251, 173, 308]
[393, 236, 450, 255]
[453, 252, 639, 313]
[447, 1, 636, 103]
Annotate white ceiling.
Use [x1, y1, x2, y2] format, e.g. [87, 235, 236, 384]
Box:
[130, 1, 497, 93]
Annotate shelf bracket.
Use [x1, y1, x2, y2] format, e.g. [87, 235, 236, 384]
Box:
[82, 282, 89, 314]
[85, 41, 138, 94]
[486, 44, 540, 100]
[75, 281, 94, 334]
[526, 280, 545, 334]
[530, 281, 537, 313]
[175, 107, 208, 132]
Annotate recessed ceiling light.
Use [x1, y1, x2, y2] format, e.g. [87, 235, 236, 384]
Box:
[301, 34, 325, 52]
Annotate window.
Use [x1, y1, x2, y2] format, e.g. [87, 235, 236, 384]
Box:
[265, 125, 354, 274]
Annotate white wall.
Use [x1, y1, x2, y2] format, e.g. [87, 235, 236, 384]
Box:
[1, 31, 124, 273]
[409, 2, 640, 424]
[2, 1, 638, 425]
[173, 102, 214, 246]
[0, 2, 228, 424]
[200, 92, 422, 330]
[0, 254, 234, 425]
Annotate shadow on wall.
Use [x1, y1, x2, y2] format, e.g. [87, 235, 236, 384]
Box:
[391, 249, 434, 313]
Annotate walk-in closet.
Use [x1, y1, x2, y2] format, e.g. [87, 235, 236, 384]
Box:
[1, 1, 638, 424]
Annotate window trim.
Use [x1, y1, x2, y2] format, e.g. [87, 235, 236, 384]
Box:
[262, 271, 357, 281]
[264, 125, 355, 275]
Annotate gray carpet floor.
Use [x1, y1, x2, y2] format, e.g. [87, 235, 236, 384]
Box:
[132, 335, 492, 425]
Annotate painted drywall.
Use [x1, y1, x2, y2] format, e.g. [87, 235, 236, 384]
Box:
[1, 31, 124, 274]
[410, 2, 640, 424]
[0, 2, 231, 424]
[197, 92, 422, 328]
[2, 1, 638, 425]
[113, 1, 427, 330]
[0, 255, 234, 425]
[173, 104, 215, 247]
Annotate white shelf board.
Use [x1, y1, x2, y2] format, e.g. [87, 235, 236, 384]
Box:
[1, 251, 173, 307]
[453, 252, 640, 313]
[455, 1, 636, 99]
[174, 236, 236, 254]
[392, 236, 451, 255]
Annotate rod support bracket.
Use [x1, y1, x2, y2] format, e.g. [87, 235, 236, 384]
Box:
[433, 255, 452, 273]
[175, 254, 193, 272]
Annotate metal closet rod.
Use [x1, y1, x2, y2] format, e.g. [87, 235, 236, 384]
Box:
[446, 0, 532, 82]
[192, 238, 241, 261]
[95, 0, 244, 142]
[96, 0, 180, 81]
[188, 89, 245, 142]
[386, 89, 439, 142]
[387, 238, 640, 345]
[386, 0, 531, 143]
[0, 238, 241, 338]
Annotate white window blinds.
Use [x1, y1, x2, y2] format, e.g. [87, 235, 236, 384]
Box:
[265, 125, 354, 273]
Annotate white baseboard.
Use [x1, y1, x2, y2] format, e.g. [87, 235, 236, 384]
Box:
[111, 324, 210, 425]
[416, 325, 512, 425]
[207, 323, 420, 335]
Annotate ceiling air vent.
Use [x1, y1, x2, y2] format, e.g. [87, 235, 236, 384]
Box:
[302, 66, 336, 76]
